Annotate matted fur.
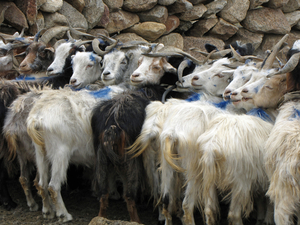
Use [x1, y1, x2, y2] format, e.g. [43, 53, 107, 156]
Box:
[265, 101, 300, 224]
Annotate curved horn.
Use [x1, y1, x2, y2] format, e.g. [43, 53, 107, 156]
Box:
[74, 40, 92, 47]
[69, 26, 96, 39]
[273, 52, 300, 75]
[92, 38, 106, 56]
[262, 34, 289, 70]
[190, 48, 232, 59]
[94, 33, 117, 45]
[178, 59, 191, 83]
[66, 30, 75, 43]
[34, 29, 44, 42]
[202, 49, 217, 64]
[104, 39, 119, 52]
[39, 26, 70, 45]
[162, 85, 176, 103]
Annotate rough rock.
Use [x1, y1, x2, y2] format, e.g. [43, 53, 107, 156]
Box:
[208, 18, 238, 40]
[179, 4, 207, 21]
[218, 0, 250, 24]
[14, 0, 37, 26]
[43, 12, 68, 29]
[0, 2, 28, 31]
[163, 15, 180, 35]
[89, 28, 109, 37]
[39, 0, 63, 13]
[82, 0, 105, 29]
[105, 10, 139, 34]
[114, 32, 148, 43]
[226, 28, 264, 50]
[138, 5, 168, 23]
[267, 0, 289, 8]
[241, 7, 291, 34]
[203, 0, 227, 17]
[37, 0, 47, 9]
[174, 20, 195, 33]
[183, 36, 225, 61]
[285, 11, 300, 28]
[89, 217, 142, 225]
[59, 1, 88, 31]
[64, 0, 85, 13]
[97, 4, 110, 28]
[189, 0, 208, 4]
[249, 0, 269, 9]
[282, 0, 300, 13]
[187, 17, 218, 37]
[157, 0, 176, 5]
[125, 21, 166, 41]
[167, 0, 193, 15]
[156, 33, 184, 49]
[123, 0, 157, 12]
[29, 10, 44, 35]
[103, 0, 123, 12]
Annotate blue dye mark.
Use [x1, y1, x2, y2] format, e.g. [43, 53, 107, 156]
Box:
[15, 75, 36, 80]
[15, 37, 25, 41]
[254, 86, 259, 93]
[185, 93, 202, 102]
[289, 107, 300, 120]
[98, 38, 106, 45]
[247, 108, 273, 123]
[245, 59, 251, 64]
[242, 76, 245, 80]
[88, 86, 112, 99]
[89, 53, 96, 62]
[213, 84, 216, 87]
[213, 100, 231, 110]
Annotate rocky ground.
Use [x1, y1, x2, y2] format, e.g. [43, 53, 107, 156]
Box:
[0, 175, 261, 225]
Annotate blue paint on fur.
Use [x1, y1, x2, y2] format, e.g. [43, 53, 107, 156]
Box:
[15, 37, 25, 41]
[185, 93, 202, 102]
[15, 75, 36, 80]
[254, 86, 259, 93]
[213, 84, 216, 87]
[289, 107, 300, 120]
[89, 53, 96, 62]
[247, 108, 273, 123]
[88, 86, 112, 99]
[213, 100, 231, 110]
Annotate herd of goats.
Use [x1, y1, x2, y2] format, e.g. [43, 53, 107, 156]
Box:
[0, 27, 299, 225]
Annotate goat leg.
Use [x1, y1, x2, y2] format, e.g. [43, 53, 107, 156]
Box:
[99, 193, 109, 218]
[124, 196, 142, 224]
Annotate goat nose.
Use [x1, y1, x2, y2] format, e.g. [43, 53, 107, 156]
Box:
[70, 78, 77, 85]
[231, 92, 237, 96]
[47, 68, 53, 72]
[103, 71, 110, 76]
[20, 63, 27, 68]
[131, 73, 140, 78]
[224, 89, 231, 95]
[242, 88, 248, 93]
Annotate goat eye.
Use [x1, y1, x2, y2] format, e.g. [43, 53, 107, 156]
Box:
[227, 77, 232, 83]
[86, 64, 93, 69]
[265, 86, 273, 90]
[215, 74, 224, 78]
[121, 59, 127, 65]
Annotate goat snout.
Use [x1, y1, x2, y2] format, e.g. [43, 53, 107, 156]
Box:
[224, 89, 231, 95]
[231, 92, 237, 96]
[131, 73, 140, 78]
[242, 88, 248, 93]
[47, 68, 53, 72]
[192, 76, 199, 81]
[102, 71, 110, 76]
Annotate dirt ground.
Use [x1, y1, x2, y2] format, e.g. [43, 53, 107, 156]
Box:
[0, 176, 259, 225]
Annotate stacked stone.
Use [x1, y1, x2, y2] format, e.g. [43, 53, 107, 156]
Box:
[0, 0, 299, 62]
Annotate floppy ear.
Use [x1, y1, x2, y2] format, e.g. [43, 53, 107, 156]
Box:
[163, 59, 177, 74]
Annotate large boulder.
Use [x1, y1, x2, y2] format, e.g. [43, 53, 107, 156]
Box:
[125, 21, 166, 41]
[39, 0, 63, 13]
[82, 0, 105, 29]
[156, 33, 184, 49]
[105, 10, 139, 34]
[218, 0, 250, 24]
[123, 0, 157, 12]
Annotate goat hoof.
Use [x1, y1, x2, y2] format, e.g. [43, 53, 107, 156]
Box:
[58, 213, 73, 223]
[43, 210, 55, 219]
[29, 203, 39, 212]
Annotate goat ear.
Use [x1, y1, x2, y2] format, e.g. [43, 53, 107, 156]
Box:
[45, 47, 55, 53]
[163, 61, 177, 74]
[221, 69, 235, 76]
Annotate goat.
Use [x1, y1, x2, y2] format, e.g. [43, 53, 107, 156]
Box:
[264, 39, 300, 225]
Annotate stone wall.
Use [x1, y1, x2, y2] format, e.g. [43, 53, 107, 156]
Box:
[1, 0, 300, 62]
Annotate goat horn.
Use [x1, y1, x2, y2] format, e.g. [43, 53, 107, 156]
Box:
[273, 52, 300, 75]
[105, 39, 119, 52]
[66, 30, 74, 42]
[53, 39, 67, 49]
[162, 85, 176, 103]
[74, 40, 92, 47]
[190, 48, 232, 59]
[69, 26, 96, 39]
[178, 59, 191, 84]
[262, 34, 289, 70]
[95, 33, 117, 45]
[39, 26, 70, 45]
[34, 29, 45, 42]
[202, 49, 217, 64]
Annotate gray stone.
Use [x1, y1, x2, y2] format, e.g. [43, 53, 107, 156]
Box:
[97, 4, 110, 28]
[208, 18, 238, 40]
[203, 0, 227, 17]
[226, 28, 264, 50]
[103, 0, 123, 11]
[64, 0, 85, 13]
[218, 0, 250, 24]
[249, 0, 269, 9]
[89, 28, 109, 37]
[241, 7, 291, 34]
[14, 0, 37, 26]
[189, 0, 208, 4]
[125, 21, 166, 41]
[37, 0, 47, 9]
[82, 0, 105, 29]
[285, 11, 300, 28]
[179, 4, 207, 21]
[156, 33, 184, 49]
[173, 20, 195, 33]
[183, 36, 225, 61]
[43, 12, 68, 29]
[39, 0, 63, 13]
[114, 32, 148, 43]
[0, 2, 28, 31]
[123, 0, 157, 12]
[157, 0, 176, 5]
[187, 17, 218, 37]
[106, 10, 139, 34]
[295, 20, 300, 30]
[138, 5, 168, 23]
[267, 0, 289, 8]
[59, 1, 88, 31]
[282, 0, 300, 13]
[168, 0, 193, 14]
